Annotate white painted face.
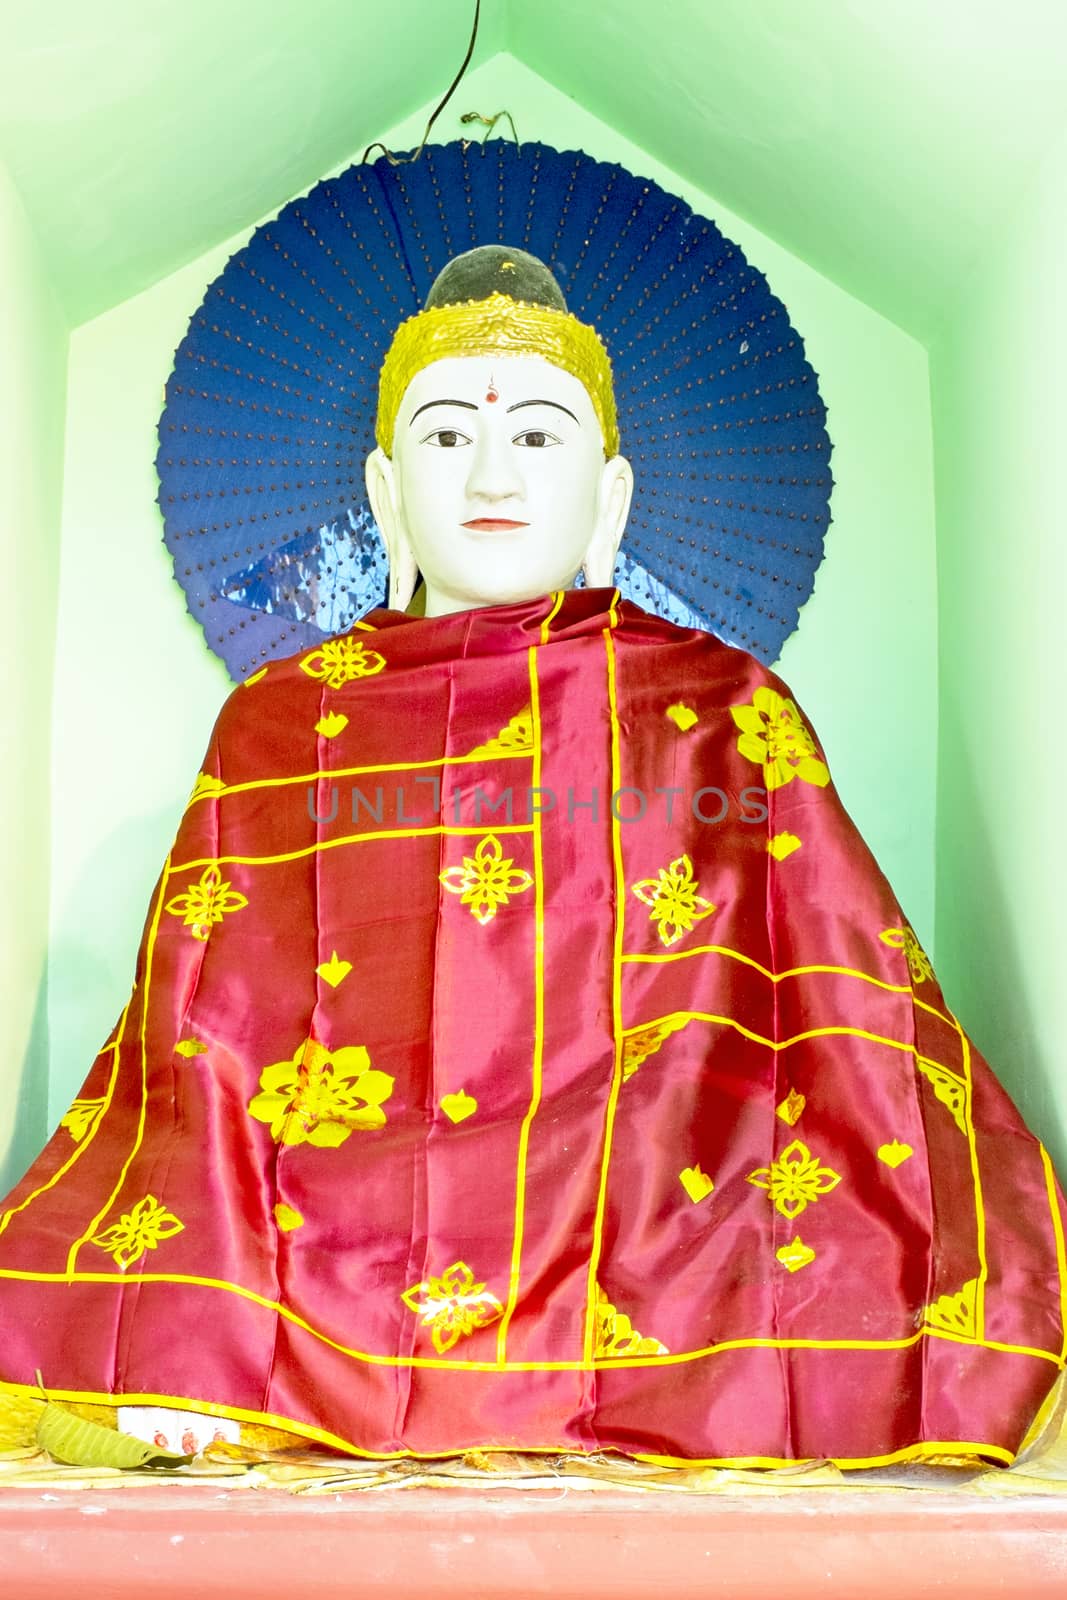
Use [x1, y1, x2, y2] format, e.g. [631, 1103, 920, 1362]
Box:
[366, 355, 633, 616]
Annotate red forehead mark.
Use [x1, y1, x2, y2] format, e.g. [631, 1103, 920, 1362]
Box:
[486, 376, 499, 403]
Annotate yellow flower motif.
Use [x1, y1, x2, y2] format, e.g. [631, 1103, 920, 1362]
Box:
[622, 1016, 692, 1081]
[248, 1037, 394, 1147]
[91, 1195, 184, 1271]
[401, 1261, 503, 1353]
[466, 709, 534, 758]
[776, 1236, 816, 1273]
[776, 1089, 806, 1127]
[916, 1057, 968, 1135]
[174, 1038, 207, 1058]
[441, 1090, 478, 1124]
[315, 711, 349, 739]
[188, 772, 225, 804]
[630, 854, 716, 948]
[731, 686, 829, 790]
[273, 1203, 304, 1233]
[679, 1165, 715, 1203]
[880, 925, 934, 985]
[61, 1098, 106, 1142]
[747, 1139, 842, 1219]
[922, 1278, 978, 1339]
[666, 702, 698, 731]
[767, 832, 802, 861]
[164, 864, 248, 942]
[877, 1140, 914, 1168]
[439, 834, 534, 925]
[593, 1286, 669, 1357]
[300, 636, 386, 689]
[316, 950, 352, 988]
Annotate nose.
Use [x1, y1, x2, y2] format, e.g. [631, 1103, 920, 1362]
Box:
[464, 423, 526, 503]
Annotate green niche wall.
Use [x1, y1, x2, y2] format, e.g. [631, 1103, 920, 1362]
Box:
[932, 123, 1067, 1170]
[0, 158, 68, 1184]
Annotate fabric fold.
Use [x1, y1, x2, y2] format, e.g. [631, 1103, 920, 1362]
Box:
[0, 588, 1062, 1469]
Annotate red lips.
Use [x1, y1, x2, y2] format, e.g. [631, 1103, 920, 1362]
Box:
[461, 518, 530, 531]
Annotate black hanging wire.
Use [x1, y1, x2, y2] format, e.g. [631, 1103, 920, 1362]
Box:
[362, 0, 483, 166]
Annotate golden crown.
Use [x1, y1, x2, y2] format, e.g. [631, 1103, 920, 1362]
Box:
[376, 289, 619, 458]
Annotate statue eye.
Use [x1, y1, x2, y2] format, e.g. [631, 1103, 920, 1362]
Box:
[513, 429, 560, 449]
[423, 428, 471, 448]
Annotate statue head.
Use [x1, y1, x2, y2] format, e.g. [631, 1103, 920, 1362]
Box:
[365, 245, 633, 615]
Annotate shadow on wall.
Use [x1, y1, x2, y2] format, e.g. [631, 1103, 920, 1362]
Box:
[42, 799, 189, 1139]
[938, 735, 1066, 1178]
[1, 977, 50, 1196]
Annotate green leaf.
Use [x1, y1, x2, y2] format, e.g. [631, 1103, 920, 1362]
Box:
[36, 1402, 192, 1470]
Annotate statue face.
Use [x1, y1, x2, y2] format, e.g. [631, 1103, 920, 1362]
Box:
[367, 355, 632, 615]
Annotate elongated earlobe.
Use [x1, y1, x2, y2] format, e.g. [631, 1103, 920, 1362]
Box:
[582, 455, 634, 587]
[366, 446, 419, 611]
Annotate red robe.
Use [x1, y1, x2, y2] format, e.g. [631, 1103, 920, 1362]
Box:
[1, 588, 1063, 1467]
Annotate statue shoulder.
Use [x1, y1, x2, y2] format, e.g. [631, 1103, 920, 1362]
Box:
[208, 630, 358, 752]
[615, 599, 786, 688]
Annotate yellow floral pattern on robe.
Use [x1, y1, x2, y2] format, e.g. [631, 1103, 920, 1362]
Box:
[247, 1038, 394, 1147]
[747, 1139, 842, 1219]
[299, 636, 386, 689]
[316, 951, 352, 988]
[916, 1057, 968, 1135]
[466, 709, 534, 758]
[880, 925, 934, 985]
[679, 1165, 715, 1203]
[776, 1236, 816, 1273]
[439, 834, 534, 924]
[61, 1098, 107, 1142]
[731, 686, 829, 790]
[630, 854, 715, 947]
[878, 1140, 914, 1168]
[922, 1278, 979, 1339]
[273, 1203, 305, 1233]
[776, 1089, 806, 1127]
[188, 771, 226, 804]
[593, 1287, 669, 1357]
[622, 1016, 692, 1081]
[164, 863, 248, 941]
[400, 1262, 504, 1353]
[666, 702, 698, 731]
[91, 1195, 184, 1271]
[441, 1090, 478, 1124]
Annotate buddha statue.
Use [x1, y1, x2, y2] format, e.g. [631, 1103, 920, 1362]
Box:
[0, 246, 1064, 1471]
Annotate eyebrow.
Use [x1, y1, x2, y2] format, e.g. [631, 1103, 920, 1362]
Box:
[506, 399, 580, 425]
[409, 400, 479, 425]
[408, 397, 582, 427]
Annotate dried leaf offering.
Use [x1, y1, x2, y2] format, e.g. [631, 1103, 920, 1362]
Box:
[36, 1402, 191, 1470]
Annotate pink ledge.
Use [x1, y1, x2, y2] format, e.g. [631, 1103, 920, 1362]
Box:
[4, 1486, 1067, 1598]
